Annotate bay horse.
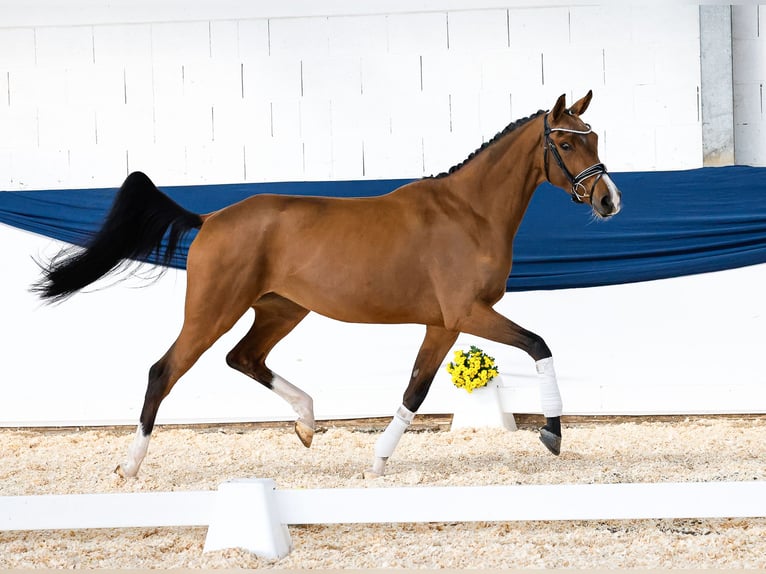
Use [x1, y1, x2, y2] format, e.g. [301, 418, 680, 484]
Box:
[33, 91, 621, 478]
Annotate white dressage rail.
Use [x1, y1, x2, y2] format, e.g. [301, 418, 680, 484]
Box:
[2, 479, 766, 559]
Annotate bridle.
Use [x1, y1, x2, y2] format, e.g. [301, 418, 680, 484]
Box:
[543, 113, 608, 204]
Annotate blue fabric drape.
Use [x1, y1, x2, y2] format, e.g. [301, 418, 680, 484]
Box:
[1, 166, 765, 291]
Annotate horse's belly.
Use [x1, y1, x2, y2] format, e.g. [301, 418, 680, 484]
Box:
[276, 272, 442, 326]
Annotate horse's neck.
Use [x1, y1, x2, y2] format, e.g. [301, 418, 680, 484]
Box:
[453, 118, 546, 237]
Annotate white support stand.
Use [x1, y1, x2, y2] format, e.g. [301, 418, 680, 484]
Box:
[450, 377, 517, 431]
[203, 478, 292, 559]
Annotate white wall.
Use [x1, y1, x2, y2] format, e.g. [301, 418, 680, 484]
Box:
[3, 222, 766, 427]
[0, 2, 714, 190]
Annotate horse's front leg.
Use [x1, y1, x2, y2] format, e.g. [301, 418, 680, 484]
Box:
[458, 305, 563, 456]
[365, 326, 459, 478]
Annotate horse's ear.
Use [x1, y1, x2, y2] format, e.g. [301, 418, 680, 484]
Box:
[569, 90, 593, 116]
[550, 93, 567, 121]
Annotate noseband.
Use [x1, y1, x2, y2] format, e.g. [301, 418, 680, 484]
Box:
[543, 113, 608, 204]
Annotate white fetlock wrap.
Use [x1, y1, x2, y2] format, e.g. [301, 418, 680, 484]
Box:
[536, 357, 563, 418]
[374, 405, 415, 459]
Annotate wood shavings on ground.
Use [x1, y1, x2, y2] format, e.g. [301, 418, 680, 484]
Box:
[1, 416, 765, 568]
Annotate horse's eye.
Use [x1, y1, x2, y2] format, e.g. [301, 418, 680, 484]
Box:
[560, 142, 572, 151]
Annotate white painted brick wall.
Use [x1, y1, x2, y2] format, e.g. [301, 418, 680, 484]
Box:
[93, 24, 152, 65]
[447, 10, 508, 52]
[35, 26, 94, 67]
[361, 53, 421, 97]
[269, 17, 329, 57]
[387, 12, 447, 54]
[10, 148, 70, 188]
[300, 97, 332, 141]
[95, 104, 154, 147]
[480, 50, 514, 93]
[242, 56, 302, 100]
[733, 5, 765, 166]
[244, 136, 304, 182]
[69, 145, 127, 187]
[509, 7, 568, 48]
[0, 2, 761, 189]
[68, 65, 126, 108]
[478, 90, 512, 141]
[330, 94, 390, 141]
[186, 142, 245, 184]
[389, 93, 450, 139]
[0, 28, 36, 68]
[183, 61, 242, 105]
[328, 15, 388, 55]
[237, 20, 270, 59]
[154, 101, 212, 146]
[10, 66, 69, 107]
[270, 98, 301, 140]
[213, 100, 271, 145]
[422, 51, 482, 95]
[37, 104, 96, 148]
[151, 22, 211, 63]
[209, 21, 239, 61]
[302, 135, 333, 180]
[330, 134, 364, 180]
[423, 132, 477, 176]
[0, 105, 38, 149]
[123, 64, 154, 106]
[152, 62, 185, 104]
[362, 133, 423, 178]
[302, 56, 361, 98]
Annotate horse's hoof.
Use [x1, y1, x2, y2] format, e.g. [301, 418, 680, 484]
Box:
[114, 463, 135, 478]
[295, 420, 314, 448]
[364, 457, 387, 479]
[539, 428, 561, 456]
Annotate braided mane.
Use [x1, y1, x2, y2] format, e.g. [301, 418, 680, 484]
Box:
[428, 109, 546, 179]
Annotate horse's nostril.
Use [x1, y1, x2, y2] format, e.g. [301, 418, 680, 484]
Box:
[600, 194, 613, 211]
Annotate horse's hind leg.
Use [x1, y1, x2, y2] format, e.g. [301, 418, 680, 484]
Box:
[366, 325, 459, 478]
[115, 301, 251, 478]
[225, 294, 314, 446]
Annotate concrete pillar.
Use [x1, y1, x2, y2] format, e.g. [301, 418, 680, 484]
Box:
[699, 6, 735, 166]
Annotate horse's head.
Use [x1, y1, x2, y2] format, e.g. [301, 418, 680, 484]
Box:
[543, 91, 621, 219]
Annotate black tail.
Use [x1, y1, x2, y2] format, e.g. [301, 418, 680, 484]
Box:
[32, 171, 203, 302]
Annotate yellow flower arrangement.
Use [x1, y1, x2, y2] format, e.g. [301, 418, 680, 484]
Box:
[446, 345, 499, 393]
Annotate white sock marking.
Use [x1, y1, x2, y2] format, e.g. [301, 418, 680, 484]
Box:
[119, 424, 150, 477]
[272, 374, 315, 428]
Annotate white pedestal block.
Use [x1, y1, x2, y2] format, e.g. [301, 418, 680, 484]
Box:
[203, 478, 292, 559]
[450, 377, 517, 431]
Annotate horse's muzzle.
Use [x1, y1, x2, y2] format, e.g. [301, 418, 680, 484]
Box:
[593, 174, 622, 218]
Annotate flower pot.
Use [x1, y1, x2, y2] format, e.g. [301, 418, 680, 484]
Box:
[450, 376, 517, 431]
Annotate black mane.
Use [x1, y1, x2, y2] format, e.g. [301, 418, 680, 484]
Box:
[427, 109, 546, 179]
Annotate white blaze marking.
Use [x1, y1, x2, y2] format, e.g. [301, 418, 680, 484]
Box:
[602, 173, 622, 214]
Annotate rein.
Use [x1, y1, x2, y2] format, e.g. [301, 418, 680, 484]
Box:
[543, 113, 608, 204]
